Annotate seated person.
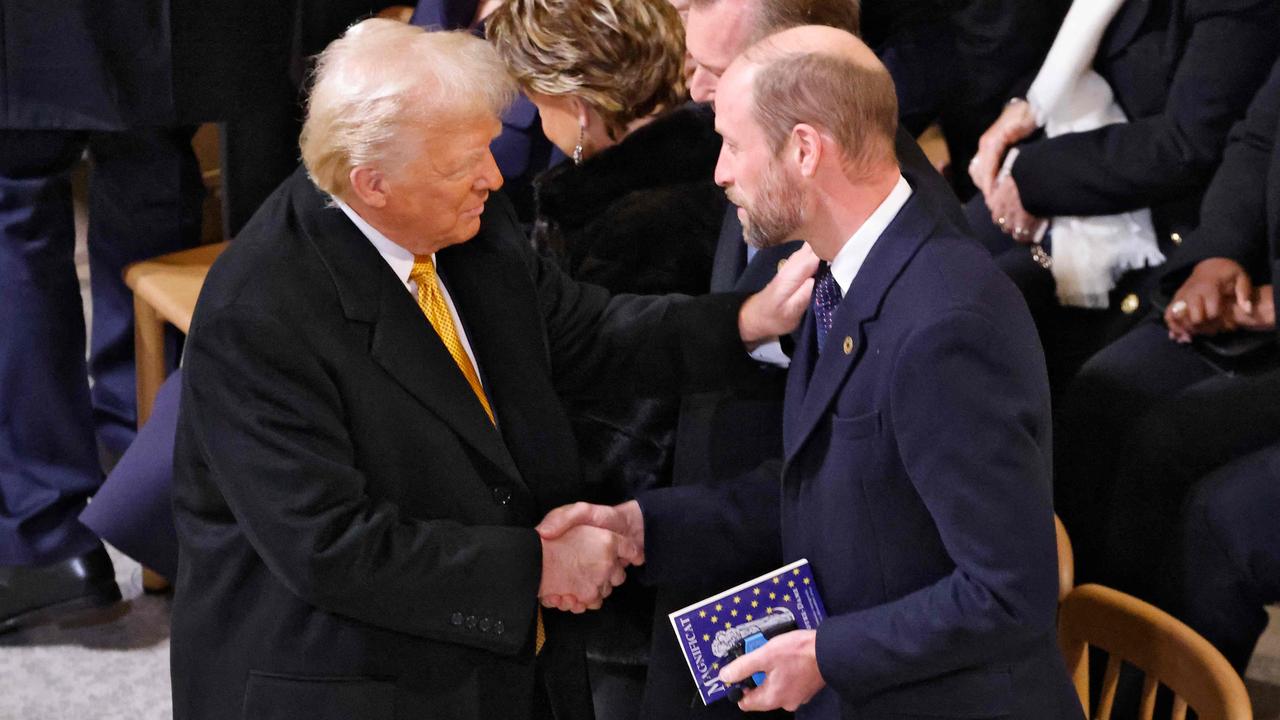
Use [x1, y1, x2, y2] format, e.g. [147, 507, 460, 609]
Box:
[965, 0, 1280, 390]
[487, 0, 723, 713]
[1053, 56, 1280, 596]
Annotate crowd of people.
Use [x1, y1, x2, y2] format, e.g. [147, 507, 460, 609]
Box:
[2, 0, 1279, 718]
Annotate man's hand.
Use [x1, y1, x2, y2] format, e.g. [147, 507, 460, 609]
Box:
[537, 501, 645, 612]
[1231, 284, 1275, 332]
[538, 524, 637, 613]
[718, 629, 825, 713]
[1166, 258, 1253, 342]
[969, 99, 1037, 196]
[985, 174, 1043, 245]
[739, 244, 820, 347]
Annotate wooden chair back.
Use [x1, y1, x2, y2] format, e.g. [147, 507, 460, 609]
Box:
[1058, 583, 1252, 720]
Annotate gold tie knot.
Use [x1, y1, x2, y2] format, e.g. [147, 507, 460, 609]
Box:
[410, 255, 436, 284]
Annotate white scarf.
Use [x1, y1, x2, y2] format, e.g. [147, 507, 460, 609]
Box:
[1022, 0, 1164, 308]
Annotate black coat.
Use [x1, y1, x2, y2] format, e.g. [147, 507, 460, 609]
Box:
[533, 103, 724, 663]
[169, 167, 751, 720]
[1160, 55, 1280, 342]
[0, 0, 390, 129]
[1011, 0, 1280, 243]
[534, 103, 722, 296]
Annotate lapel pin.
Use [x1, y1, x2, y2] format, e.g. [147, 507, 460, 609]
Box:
[842, 336, 854, 355]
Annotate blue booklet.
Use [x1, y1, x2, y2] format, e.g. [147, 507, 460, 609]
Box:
[668, 558, 827, 705]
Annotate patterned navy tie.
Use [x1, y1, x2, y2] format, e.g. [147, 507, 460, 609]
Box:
[813, 261, 842, 353]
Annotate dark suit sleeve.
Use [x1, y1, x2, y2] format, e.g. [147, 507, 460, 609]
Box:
[1160, 57, 1280, 291]
[634, 462, 783, 588]
[183, 305, 541, 656]
[1012, 0, 1280, 218]
[814, 309, 1059, 701]
[514, 223, 759, 397]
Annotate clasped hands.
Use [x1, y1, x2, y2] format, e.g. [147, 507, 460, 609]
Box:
[536, 501, 645, 613]
[968, 100, 1045, 244]
[1165, 257, 1275, 343]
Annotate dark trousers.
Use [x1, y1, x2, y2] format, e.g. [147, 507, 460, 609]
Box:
[1166, 442, 1280, 673]
[1054, 318, 1280, 592]
[0, 127, 202, 565]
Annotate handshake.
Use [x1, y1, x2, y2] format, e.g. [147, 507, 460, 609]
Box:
[536, 500, 645, 614]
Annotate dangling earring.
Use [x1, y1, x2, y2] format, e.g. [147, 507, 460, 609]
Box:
[573, 124, 584, 165]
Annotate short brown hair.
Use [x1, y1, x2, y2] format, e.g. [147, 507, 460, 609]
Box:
[750, 51, 897, 173]
[753, 0, 860, 40]
[687, 0, 860, 41]
[487, 0, 687, 139]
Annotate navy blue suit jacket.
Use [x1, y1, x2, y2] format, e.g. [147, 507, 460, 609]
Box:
[643, 167, 1079, 719]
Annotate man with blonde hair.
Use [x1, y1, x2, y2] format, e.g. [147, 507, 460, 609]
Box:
[540, 26, 1081, 719]
[169, 19, 814, 720]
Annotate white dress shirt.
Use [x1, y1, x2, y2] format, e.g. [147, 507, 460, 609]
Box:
[828, 173, 912, 296]
[333, 198, 485, 387]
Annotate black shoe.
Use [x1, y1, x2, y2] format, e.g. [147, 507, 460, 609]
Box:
[0, 545, 122, 634]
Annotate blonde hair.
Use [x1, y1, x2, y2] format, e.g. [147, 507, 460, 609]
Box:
[299, 19, 516, 198]
[486, 0, 686, 140]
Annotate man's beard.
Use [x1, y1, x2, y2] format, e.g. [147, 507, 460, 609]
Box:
[731, 162, 805, 250]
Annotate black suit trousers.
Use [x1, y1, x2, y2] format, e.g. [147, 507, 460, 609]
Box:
[1055, 319, 1280, 596]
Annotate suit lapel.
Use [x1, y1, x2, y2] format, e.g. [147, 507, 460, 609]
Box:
[782, 188, 940, 463]
[291, 172, 523, 485]
[710, 201, 748, 292]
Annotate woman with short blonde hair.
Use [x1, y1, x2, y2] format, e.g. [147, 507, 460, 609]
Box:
[488, 0, 687, 160]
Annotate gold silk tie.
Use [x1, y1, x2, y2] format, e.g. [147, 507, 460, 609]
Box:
[409, 256, 495, 425]
[408, 256, 544, 654]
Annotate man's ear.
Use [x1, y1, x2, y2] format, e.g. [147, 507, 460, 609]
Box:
[790, 123, 824, 179]
[349, 165, 389, 208]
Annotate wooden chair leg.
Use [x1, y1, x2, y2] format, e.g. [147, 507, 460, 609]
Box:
[134, 296, 171, 592]
[133, 295, 166, 428]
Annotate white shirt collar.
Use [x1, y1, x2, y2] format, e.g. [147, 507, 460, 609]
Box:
[332, 196, 422, 290]
[829, 174, 912, 297]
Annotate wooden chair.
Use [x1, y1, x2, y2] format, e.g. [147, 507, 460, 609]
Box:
[124, 241, 228, 427]
[1056, 514, 1074, 603]
[123, 241, 227, 592]
[1058, 583, 1252, 720]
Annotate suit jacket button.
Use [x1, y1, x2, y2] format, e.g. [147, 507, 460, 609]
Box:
[492, 487, 512, 505]
[1120, 293, 1140, 315]
[1170, 232, 1183, 246]
[479, 617, 492, 632]
[465, 615, 477, 629]
[450, 612, 464, 626]
[842, 336, 854, 355]
[494, 620, 505, 635]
